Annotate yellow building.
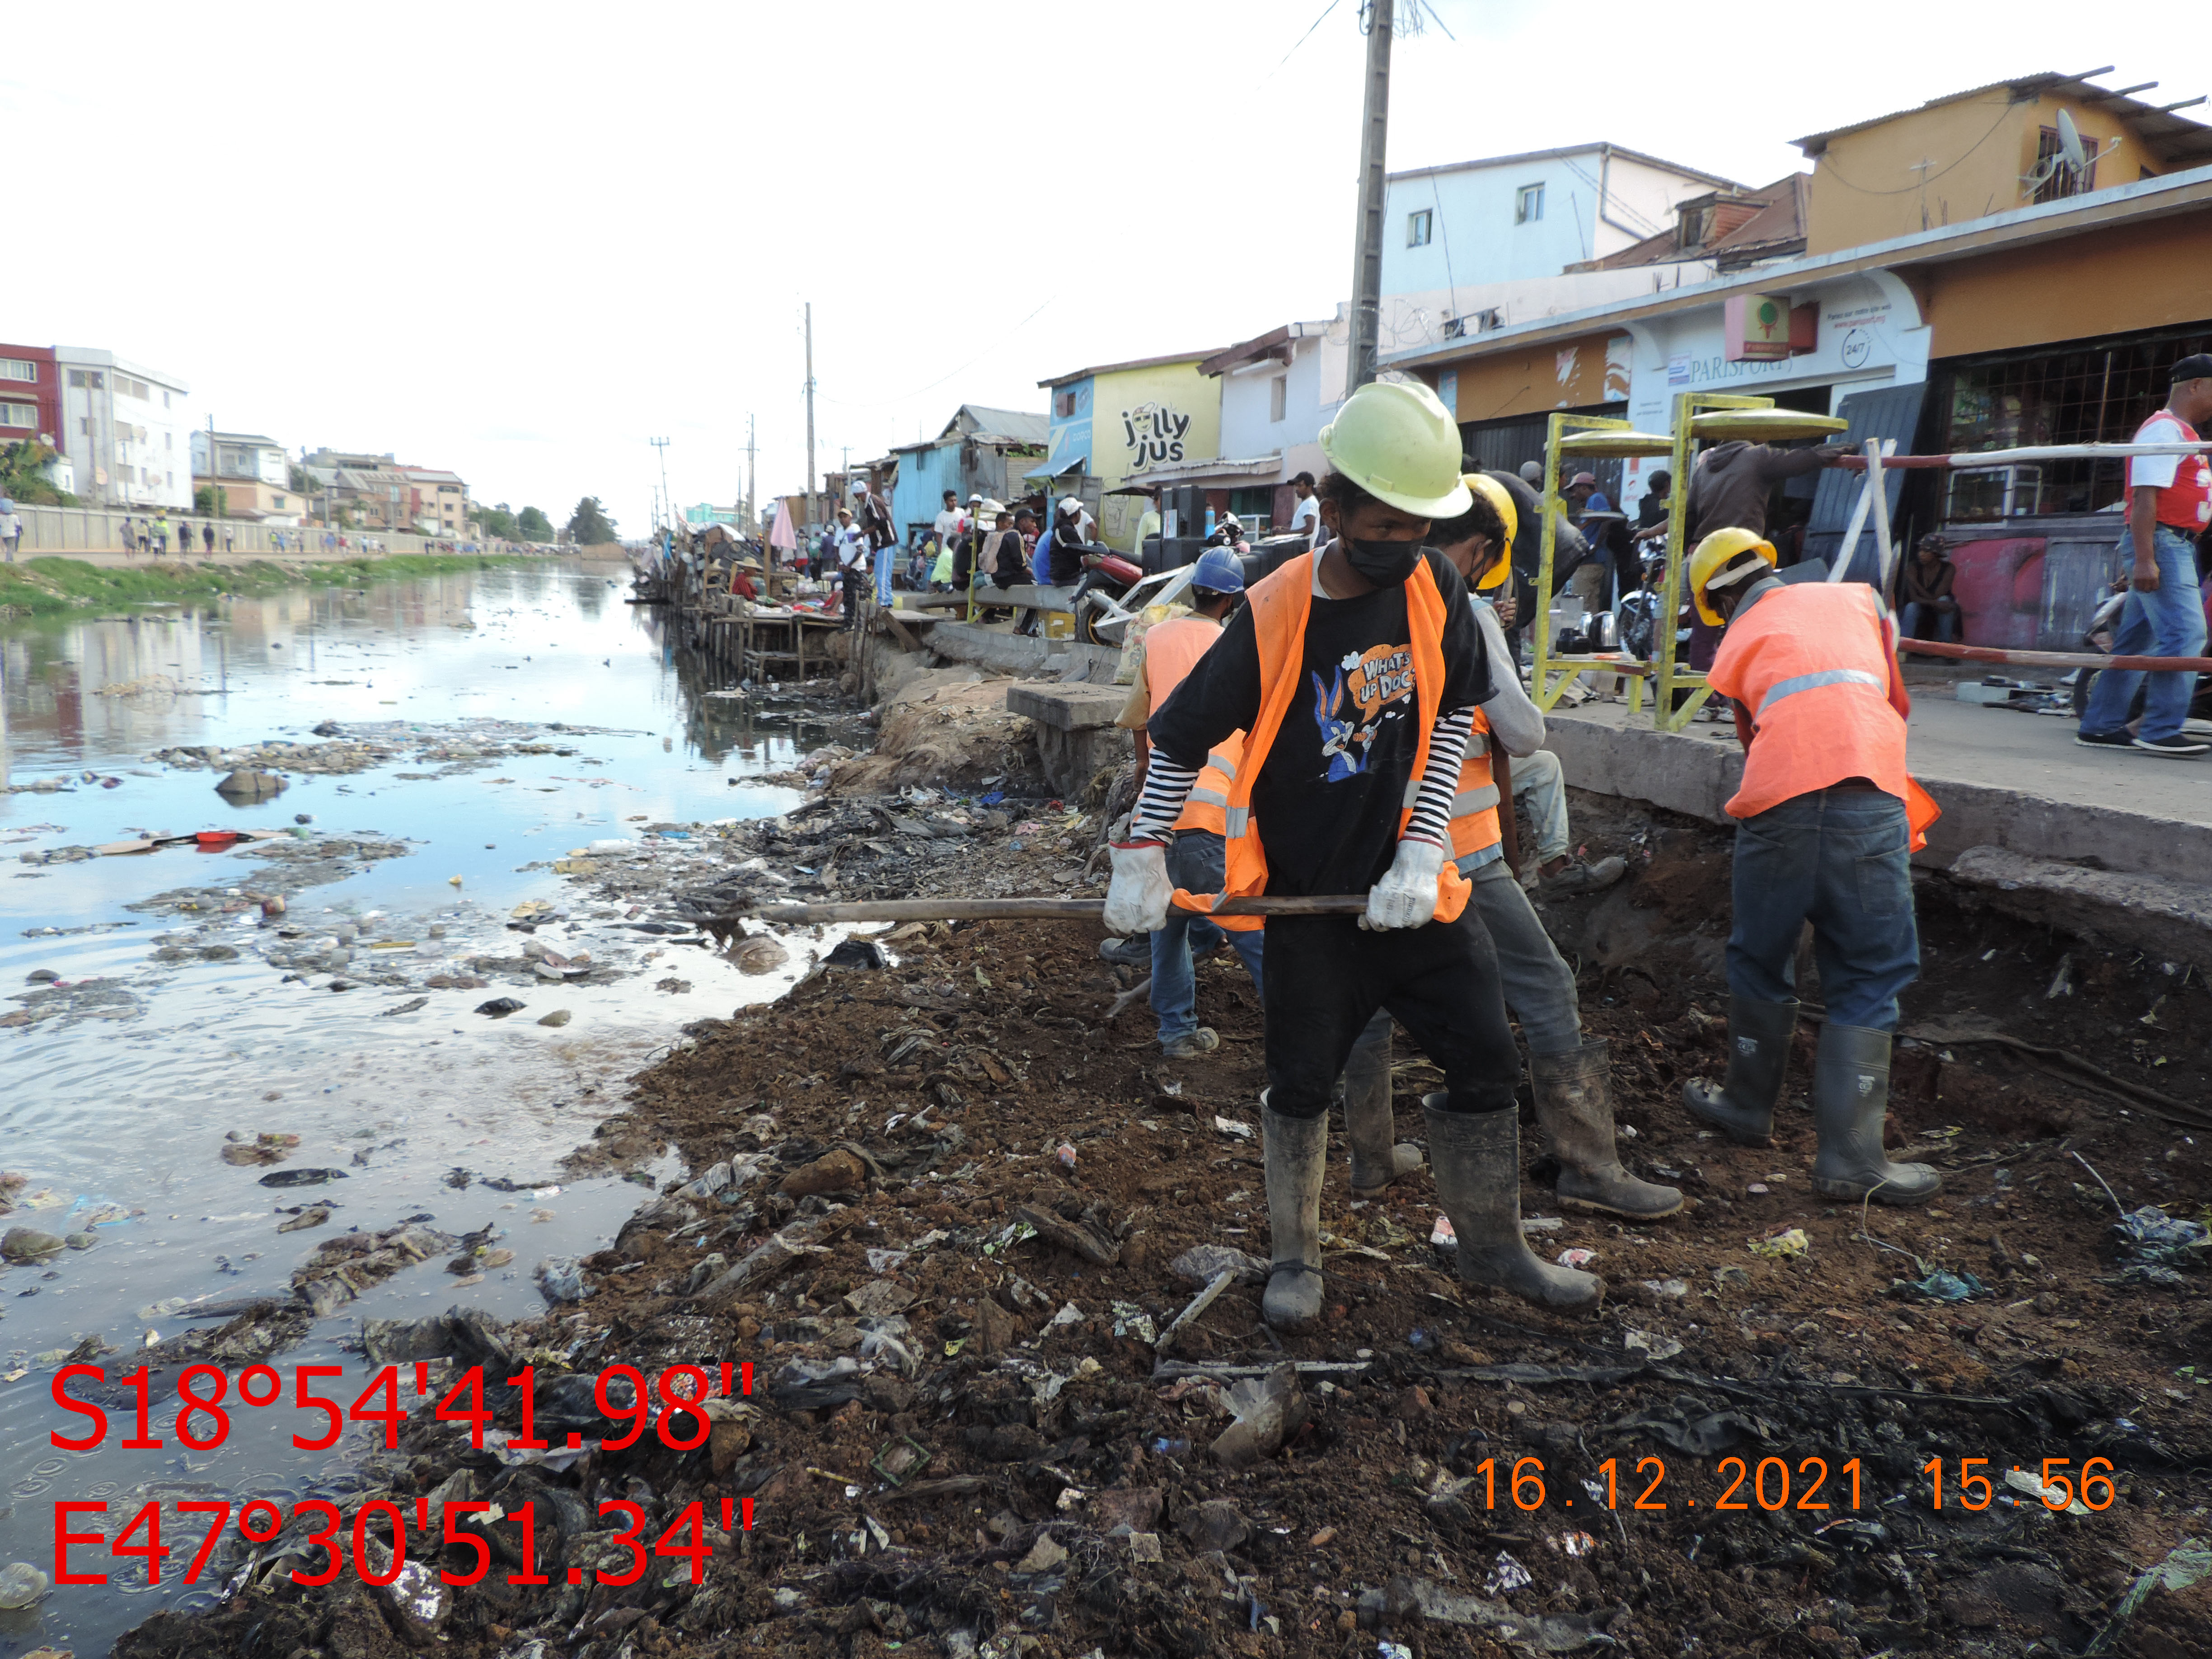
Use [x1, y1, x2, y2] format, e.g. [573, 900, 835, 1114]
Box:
[1035, 350, 1223, 551]
[1795, 70, 2212, 254]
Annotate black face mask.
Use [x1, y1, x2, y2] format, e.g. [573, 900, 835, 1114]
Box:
[1340, 536, 1423, 584]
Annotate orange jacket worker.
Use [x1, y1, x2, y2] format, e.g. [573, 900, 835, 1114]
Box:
[1680, 529, 1941, 1206]
[1103, 382, 1598, 1329]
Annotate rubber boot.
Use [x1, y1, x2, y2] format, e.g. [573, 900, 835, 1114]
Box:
[1682, 996, 1800, 1145]
[1810, 1023, 1942, 1205]
[1531, 1041, 1682, 1219]
[1423, 1095, 1601, 1311]
[1342, 1022, 1423, 1195]
[1260, 1098, 1328, 1330]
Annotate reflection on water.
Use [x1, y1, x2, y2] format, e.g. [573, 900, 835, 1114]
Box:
[0, 558, 851, 1656]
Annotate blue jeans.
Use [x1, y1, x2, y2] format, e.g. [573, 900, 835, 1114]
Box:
[1150, 830, 1264, 1043]
[2080, 527, 2207, 742]
[1901, 602, 1956, 643]
[1726, 787, 1920, 1031]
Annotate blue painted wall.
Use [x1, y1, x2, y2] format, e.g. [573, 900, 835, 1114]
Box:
[891, 443, 964, 545]
[1046, 378, 1093, 476]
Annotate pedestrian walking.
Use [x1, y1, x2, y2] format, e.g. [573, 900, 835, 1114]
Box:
[138, 519, 152, 556]
[2075, 354, 2212, 757]
[1112, 548, 1265, 1060]
[1109, 380, 1598, 1327]
[1680, 526, 1943, 1205]
[1338, 474, 1674, 1217]
[224, 524, 235, 552]
[202, 522, 216, 554]
[1, 504, 21, 562]
[154, 513, 170, 555]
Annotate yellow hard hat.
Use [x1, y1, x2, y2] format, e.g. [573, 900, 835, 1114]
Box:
[1687, 527, 1778, 626]
[1463, 473, 1517, 590]
[1318, 380, 1472, 520]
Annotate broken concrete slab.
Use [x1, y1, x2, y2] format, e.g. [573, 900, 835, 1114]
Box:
[1947, 845, 2212, 965]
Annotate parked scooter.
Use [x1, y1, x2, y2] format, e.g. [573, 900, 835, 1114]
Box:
[2070, 573, 2212, 721]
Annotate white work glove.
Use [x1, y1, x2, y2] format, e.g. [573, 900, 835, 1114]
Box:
[1363, 836, 1444, 931]
[1102, 840, 1173, 936]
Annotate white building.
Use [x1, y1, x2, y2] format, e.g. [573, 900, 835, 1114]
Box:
[1377, 144, 1740, 357]
[54, 347, 192, 509]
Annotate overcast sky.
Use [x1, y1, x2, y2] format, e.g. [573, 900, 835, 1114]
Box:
[4, 2, 2180, 534]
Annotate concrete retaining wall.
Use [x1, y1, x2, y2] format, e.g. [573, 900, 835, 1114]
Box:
[920, 620, 1122, 683]
[1545, 707, 2212, 881]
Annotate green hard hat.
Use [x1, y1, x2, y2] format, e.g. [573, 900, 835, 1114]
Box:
[1318, 380, 1472, 519]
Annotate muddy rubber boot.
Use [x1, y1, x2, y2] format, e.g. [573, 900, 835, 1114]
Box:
[1531, 1041, 1682, 1219]
[1260, 1099, 1328, 1330]
[1423, 1094, 1601, 1311]
[1682, 996, 1799, 1146]
[1342, 1024, 1423, 1195]
[1810, 1022, 1941, 1205]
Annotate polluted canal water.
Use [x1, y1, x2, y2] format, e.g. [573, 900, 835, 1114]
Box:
[0, 555, 852, 1655]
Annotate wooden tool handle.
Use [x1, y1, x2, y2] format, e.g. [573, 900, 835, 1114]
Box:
[712, 894, 1371, 926]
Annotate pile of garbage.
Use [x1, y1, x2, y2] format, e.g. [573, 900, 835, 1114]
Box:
[148, 717, 631, 780]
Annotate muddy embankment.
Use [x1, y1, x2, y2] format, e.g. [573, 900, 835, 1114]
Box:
[108, 647, 2212, 1659]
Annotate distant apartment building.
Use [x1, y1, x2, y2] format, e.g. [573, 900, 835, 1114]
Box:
[52, 347, 192, 509]
[402, 468, 468, 536]
[190, 430, 305, 524]
[0, 344, 62, 448]
[300, 448, 465, 533]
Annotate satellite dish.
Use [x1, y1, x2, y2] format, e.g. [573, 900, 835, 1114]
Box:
[2057, 109, 2088, 171]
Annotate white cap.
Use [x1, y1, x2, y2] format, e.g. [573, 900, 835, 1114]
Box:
[1058, 496, 1085, 515]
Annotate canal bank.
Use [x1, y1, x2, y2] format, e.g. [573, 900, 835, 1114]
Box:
[0, 555, 872, 1655]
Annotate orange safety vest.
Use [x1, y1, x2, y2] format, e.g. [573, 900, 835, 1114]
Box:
[1139, 615, 1246, 839]
[1706, 583, 1941, 851]
[1170, 551, 1472, 924]
[1448, 706, 1501, 861]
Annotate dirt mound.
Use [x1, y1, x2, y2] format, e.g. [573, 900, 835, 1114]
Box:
[829, 673, 1046, 796]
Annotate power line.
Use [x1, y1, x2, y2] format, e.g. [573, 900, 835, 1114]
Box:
[813, 295, 1060, 411]
[1259, 0, 1342, 87]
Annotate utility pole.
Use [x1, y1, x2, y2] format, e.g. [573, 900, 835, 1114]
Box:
[803, 302, 817, 535]
[649, 436, 671, 530]
[1346, 0, 1395, 393]
[746, 413, 756, 531]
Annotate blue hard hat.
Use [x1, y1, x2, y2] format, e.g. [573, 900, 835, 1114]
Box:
[1190, 548, 1245, 595]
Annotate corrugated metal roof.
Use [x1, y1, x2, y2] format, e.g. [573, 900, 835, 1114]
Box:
[951, 404, 1048, 444]
[1038, 348, 1220, 389]
[1793, 71, 2212, 168]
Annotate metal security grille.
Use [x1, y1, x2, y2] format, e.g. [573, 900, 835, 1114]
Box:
[1933, 326, 2212, 516]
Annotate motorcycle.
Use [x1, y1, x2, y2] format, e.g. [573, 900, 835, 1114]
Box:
[1067, 546, 1146, 643]
[2070, 572, 2212, 721]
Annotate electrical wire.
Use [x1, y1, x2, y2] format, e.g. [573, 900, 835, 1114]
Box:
[812, 295, 1060, 411]
[1259, 0, 1342, 87]
[1814, 98, 2016, 197]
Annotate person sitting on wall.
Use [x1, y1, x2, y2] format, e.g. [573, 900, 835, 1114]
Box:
[1899, 535, 1959, 643]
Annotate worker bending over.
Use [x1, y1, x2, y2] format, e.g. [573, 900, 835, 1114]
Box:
[1104, 381, 1598, 1327]
[1115, 548, 1266, 1059]
[1680, 529, 1940, 1205]
[1340, 475, 1679, 1219]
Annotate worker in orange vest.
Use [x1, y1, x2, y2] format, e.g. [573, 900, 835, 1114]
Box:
[1681, 528, 1942, 1205]
[1104, 381, 1599, 1327]
[1339, 475, 1680, 1218]
[1114, 547, 1264, 1059]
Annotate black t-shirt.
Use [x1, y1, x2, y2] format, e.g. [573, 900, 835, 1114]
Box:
[1148, 548, 1489, 896]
